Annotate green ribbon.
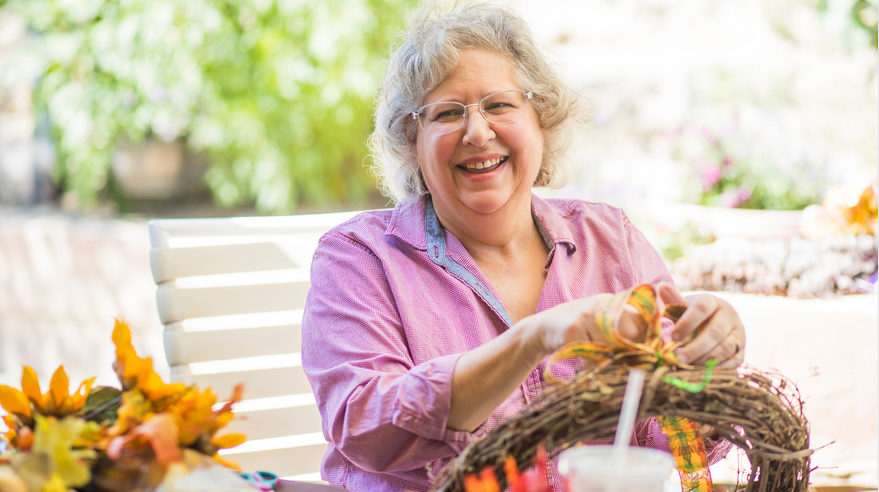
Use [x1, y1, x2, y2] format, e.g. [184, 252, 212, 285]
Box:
[662, 359, 718, 393]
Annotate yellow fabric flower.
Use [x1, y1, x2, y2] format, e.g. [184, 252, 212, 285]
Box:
[40, 473, 68, 492]
[3, 366, 95, 419]
[32, 416, 96, 489]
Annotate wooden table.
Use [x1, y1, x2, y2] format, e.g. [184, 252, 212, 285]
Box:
[275, 480, 345, 491]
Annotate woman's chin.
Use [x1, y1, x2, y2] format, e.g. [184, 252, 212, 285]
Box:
[457, 192, 516, 216]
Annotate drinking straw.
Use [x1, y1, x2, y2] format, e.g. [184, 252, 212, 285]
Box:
[612, 368, 646, 459]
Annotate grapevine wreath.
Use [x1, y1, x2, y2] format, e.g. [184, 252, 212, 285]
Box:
[431, 285, 812, 492]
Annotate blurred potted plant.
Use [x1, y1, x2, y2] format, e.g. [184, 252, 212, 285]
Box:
[666, 110, 832, 240]
[1, 0, 412, 213]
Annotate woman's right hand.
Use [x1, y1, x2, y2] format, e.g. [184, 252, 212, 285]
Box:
[449, 293, 650, 432]
[522, 294, 650, 358]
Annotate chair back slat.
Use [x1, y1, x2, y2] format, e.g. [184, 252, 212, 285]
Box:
[148, 212, 360, 248]
[169, 364, 314, 401]
[150, 243, 313, 283]
[156, 282, 311, 324]
[148, 211, 363, 481]
[163, 323, 302, 366]
[224, 405, 323, 442]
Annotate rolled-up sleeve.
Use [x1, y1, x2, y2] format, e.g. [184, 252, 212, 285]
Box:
[302, 231, 475, 474]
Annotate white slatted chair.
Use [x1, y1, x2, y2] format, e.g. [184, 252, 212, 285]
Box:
[148, 211, 361, 482]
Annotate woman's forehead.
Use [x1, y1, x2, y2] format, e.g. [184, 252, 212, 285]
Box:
[421, 49, 520, 104]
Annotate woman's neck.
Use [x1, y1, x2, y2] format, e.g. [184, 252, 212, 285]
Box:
[432, 194, 542, 260]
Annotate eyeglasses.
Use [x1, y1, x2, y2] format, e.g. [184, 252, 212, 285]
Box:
[412, 89, 533, 136]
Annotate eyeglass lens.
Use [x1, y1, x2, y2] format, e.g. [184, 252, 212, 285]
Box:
[417, 90, 530, 135]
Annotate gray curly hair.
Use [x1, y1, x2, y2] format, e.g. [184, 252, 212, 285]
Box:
[368, 1, 588, 203]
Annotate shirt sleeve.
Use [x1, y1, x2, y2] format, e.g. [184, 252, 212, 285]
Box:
[623, 213, 675, 288]
[301, 230, 477, 474]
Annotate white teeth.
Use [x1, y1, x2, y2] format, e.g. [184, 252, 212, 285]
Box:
[464, 157, 503, 170]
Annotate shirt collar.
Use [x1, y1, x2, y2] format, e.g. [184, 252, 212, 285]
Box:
[530, 193, 577, 254]
[385, 193, 577, 254]
[385, 196, 429, 250]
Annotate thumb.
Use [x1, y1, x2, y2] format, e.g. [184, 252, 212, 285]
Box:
[658, 282, 686, 306]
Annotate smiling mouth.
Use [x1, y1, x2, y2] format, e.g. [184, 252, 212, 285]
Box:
[458, 156, 508, 174]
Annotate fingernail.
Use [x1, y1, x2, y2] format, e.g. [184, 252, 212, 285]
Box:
[677, 354, 689, 365]
[672, 332, 682, 342]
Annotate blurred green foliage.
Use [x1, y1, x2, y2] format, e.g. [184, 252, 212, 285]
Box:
[3, 0, 413, 212]
[815, 0, 878, 47]
[670, 115, 831, 211]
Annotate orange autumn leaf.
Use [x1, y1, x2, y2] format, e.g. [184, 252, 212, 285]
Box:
[464, 474, 484, 492]
[504, 455, 520, 488]
[210, 433, 246, 450]
[14, 366, 95, 418]
[479, 468, 500, 492]
[112, 319, 186, 402]
[2, 414, 17, 444]
[112, 318, 135, 360]
[139, 368, 186, 403]
[464, 468, 501, 492]
[21, 366, 42, 408]
[71, 377, 96, 412]
[107, 413, 181, 464]
[212, 454, 242, 472]
[172, 388, 221, 446]
[0, 385, 31, 419]
[49, 367, 69, 408]
[135, 414, 181, 464]
[108, 390, 152, 438]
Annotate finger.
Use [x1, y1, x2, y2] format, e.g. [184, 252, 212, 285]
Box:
[717, 326, 746, 368]
[717, 353, 743, 369]
[690, 331, 739, 365]
[658, 283, 686, 306]
[676, 315, 735, 366]
[617, 305, 648, 343]
[671, 294, 718, 342]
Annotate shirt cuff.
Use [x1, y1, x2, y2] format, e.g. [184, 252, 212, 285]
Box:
[391, 353, 478, 452]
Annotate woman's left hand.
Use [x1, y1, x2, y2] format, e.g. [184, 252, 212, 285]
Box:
[658, 283, 746, 369]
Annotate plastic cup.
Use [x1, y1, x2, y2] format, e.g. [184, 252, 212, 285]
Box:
[558, 445, 675, 492]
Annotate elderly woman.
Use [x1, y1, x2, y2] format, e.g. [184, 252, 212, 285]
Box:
[302, 2, 745, 491]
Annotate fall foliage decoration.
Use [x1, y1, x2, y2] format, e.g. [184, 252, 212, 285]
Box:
[0, 320, 246, 492]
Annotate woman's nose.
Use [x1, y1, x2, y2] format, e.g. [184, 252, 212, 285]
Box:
[461, 107, 495, 147]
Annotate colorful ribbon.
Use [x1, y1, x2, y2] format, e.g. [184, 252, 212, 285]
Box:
[544, 284, 713, 492]
[658, 416, 713, 492]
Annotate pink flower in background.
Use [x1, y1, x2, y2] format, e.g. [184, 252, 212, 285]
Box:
[738, 185, 752, 201]
[720, 191, 741, 207]
[698, 125, 718, 145]
[700, 164, 722, 191]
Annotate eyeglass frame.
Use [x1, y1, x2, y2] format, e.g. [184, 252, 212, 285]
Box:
[411, 89, 534, 136]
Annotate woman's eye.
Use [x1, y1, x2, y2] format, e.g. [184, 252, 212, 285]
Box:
[434, 109, 464, 121]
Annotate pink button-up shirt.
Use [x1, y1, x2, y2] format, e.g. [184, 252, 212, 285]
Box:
[302, 195, 730, 491]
